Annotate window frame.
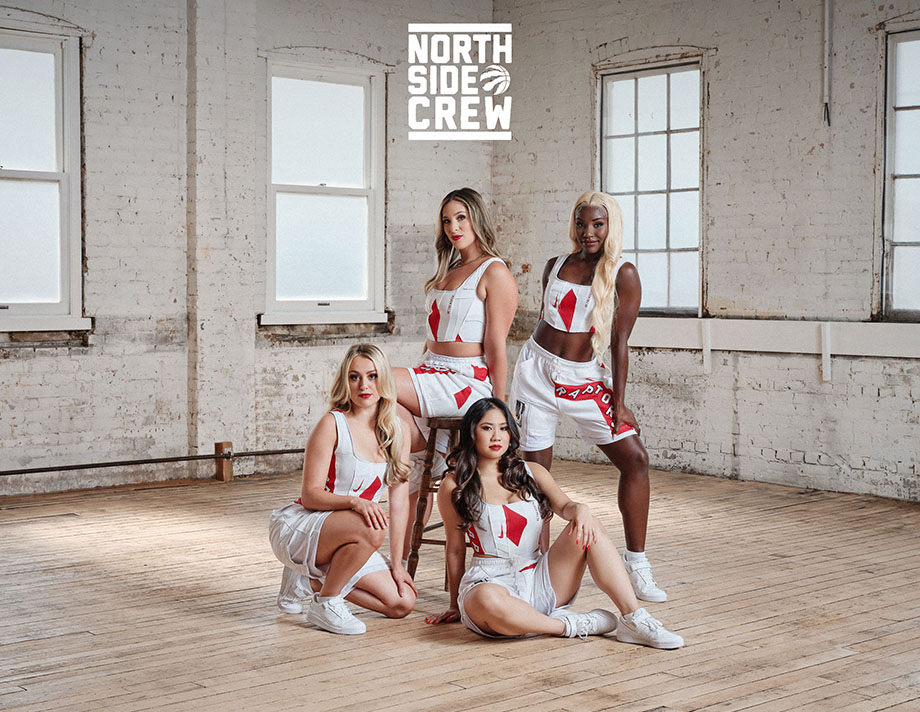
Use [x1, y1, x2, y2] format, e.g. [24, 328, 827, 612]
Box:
[261, 60, 386, 325]
[882, 29, 920, 321]
[0, 28, 87, 332]
[595, 57, 704, 318]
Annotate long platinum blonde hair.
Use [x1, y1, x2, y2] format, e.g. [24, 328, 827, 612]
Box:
[328, 343, 409, 485]
[425, 187, 503, 293]
[566, 190, 624, 364]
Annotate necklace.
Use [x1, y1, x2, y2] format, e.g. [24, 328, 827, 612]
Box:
[456, 253, 486, 268]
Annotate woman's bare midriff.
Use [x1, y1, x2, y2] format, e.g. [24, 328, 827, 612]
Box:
[533, 321, 595, 362]
[426, 340, 484, 358]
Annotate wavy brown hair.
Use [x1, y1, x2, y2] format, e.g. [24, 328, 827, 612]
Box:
[446, 398, 550, 530]
[425, 187, 503, 293]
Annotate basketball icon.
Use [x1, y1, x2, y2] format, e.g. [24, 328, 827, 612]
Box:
[480, 64, 511, 95]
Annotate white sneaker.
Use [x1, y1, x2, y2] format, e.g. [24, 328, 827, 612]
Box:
[623, 554, 668, 602]
[277, 566, 311, 614]
[552, 609, 619, 639]
[305, 594, 366, 635]
[617, 607, 684, 649]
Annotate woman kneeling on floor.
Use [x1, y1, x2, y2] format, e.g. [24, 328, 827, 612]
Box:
[425, 397, 683, 648]
[268, 343, 416, 635]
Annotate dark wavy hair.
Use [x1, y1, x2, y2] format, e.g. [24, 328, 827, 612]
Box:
[446, 398, 551, 530]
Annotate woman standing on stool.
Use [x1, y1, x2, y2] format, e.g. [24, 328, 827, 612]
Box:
[508, 190, 667, 602]
[393, 187, 518, 548]
[268, 344, 416, 635]
[426, 398, 683, 649]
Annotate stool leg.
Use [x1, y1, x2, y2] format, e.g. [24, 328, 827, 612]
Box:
[407, 429, 438, 578]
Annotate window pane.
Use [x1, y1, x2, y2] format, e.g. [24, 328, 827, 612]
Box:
[0, 47, 57, 172]
[605, 137, 635, 193]
[637, 193, 666, 249]
[637, 252, 667, 308]
[272, 77, 365, 187]
[892, 245, 920, 310]
[637, 74, 666, 132]
[669, 251, 699, 308]
[670, 131, 699, 189]
[619, 194, 636, 250]
[0, 179, 61, 302]
[892, 178, 920, 243]
[604, 78, 634, 135]
[670, 69, 700, 129]
[637, 134, 666, 191]
[895, 39, 920, 108]
[669, 191, 699, 248]
[894, 109, 920, 174]
[275, 193, 368, 300]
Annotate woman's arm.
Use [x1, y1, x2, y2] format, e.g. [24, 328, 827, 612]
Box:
[481, 262, 519, 399]
[299, 413, 388, 529]
[426, 476, 467, 624]
[386, 422, 413, 565]
[610, 262, 642, 434]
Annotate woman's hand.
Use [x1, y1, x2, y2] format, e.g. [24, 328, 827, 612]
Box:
[614, 404, 640, 436]
[566, 503, 601, 550]
[391, 565, 418, 598]
[425, 608, 461, 625]
[351, 498, 389, 530]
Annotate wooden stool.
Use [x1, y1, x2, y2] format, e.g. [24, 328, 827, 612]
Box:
[406, 417, 462, 579]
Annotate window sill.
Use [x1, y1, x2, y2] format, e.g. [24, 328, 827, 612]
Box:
[259, 311, 388, 326]
[0, 316, 92, 333]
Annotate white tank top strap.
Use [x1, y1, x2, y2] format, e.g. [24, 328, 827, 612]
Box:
[548, 254, 568, 282]
[612, 255, 628, 281]
[330, 410, 355, 457]
[467, 256, 504, 289]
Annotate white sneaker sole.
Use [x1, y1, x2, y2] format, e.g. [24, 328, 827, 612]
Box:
[277, 598, 304, 614]
[305, 609, 366, 635]
[634, 589, 668, 603]
[616, 629, 684, 649]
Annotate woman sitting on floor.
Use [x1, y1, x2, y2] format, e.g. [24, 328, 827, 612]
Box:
[425, 397, 683, 648]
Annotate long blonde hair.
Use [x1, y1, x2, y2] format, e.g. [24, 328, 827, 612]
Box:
[425, 187, 503, 293]
[328, 344, 409, 485]
[566, 190, 624, 364]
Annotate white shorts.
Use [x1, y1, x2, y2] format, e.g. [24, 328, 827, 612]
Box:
[408, 351, 493, 419]
[268, 502, 390, 597]
[457, 553, 576, 638]
[509, 337, 638, 451]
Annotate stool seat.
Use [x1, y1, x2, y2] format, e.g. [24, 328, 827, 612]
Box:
[406, 417, 462, 579]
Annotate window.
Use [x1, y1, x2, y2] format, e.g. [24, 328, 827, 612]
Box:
[884, 31, 920, 317]
[262, 62, 386, 325]
[600, 63, 701, 313]
[0, 29, 85, 331]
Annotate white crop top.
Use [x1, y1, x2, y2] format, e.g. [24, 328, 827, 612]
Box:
[540, 254, 629, 333]
[426, 257, 504, 343]
[297, 410, 387, 506]
[465, 467, 545, 558]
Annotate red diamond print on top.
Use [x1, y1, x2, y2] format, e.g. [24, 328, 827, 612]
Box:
[455, 334, 463, 342]
[466, 525, 485, 555]
[502, 505, 527, 546]
[454, 385, 472, 409]
[472, 365, 489, 381]
[558, 289, 577, 331]
[359, 476, 382, 501]
[428, 300, 440, 338]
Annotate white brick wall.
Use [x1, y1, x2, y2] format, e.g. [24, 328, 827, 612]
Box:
[0, 0, 491, 495]
[1, 0, 917, 502]
[494, 0, 920, 501]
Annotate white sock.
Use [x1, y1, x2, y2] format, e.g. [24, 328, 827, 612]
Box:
[316, 594, 339, 603]
[624, 549, 647, 563]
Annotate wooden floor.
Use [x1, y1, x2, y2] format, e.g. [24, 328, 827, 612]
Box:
[1, 463, 919, 712]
